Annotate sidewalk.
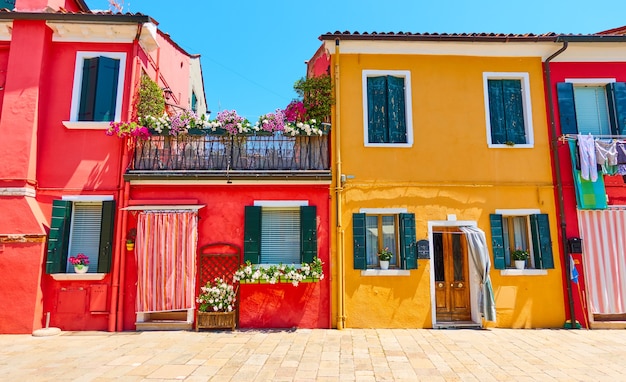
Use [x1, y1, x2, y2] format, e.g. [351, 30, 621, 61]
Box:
[1, 328, 625, 381]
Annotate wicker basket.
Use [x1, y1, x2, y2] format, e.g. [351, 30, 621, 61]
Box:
[196, 311, 236, 331]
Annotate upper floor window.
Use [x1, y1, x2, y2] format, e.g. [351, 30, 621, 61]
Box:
[489, 210, 554, 270]
[191, 92, 198, 112]
[557, 79, 626, 136]
[46, 198, 115, 274]
[483, 73, 533, 147]
[362, 70, 413, 147]
[69, 52, 126, 123]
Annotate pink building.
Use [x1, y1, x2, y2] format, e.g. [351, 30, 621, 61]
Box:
[0, 0, 205, 333]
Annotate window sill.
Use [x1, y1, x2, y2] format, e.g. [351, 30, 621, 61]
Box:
[500, 269, 548, 276]
[50, 273, 106, 281]
[63, 121, 111, 130]
[361, 269, 411, 276]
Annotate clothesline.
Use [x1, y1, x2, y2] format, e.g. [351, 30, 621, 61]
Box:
[559, 133, 626, 142]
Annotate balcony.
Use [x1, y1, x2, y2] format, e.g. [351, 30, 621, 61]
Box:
[125, 133, 331, 181]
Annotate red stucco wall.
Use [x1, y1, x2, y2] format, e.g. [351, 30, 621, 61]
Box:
[546, 61, 626, 327]
[123, 184, 332, 329]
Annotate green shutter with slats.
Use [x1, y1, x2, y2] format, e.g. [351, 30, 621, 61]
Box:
[97, 200, 115, 273]
[78, 57, 98, 121]
[556, 82, 579, 135]
[387, 76, 407, 143]
[243, 206, 262, 264]
[300, 206, 317, 263]
[352, 213, 367, 270]
[502, 80, 526, 144]
[530, 214, 554, 269]
[399, 213, 417, 269]
[367, 76, 388, 143]
[607, 82, 626, 135]
[46, 200, 72, 274]
[489, 214, 506, 270]
[94, 56, 120, 122]
[488, 80, 507, 144]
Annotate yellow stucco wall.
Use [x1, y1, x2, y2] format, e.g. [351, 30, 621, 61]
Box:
[330, 52, 566, 329]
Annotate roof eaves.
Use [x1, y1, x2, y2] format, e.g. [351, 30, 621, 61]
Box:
[0, 10, 151, 24]
[319, 31, 559, 43]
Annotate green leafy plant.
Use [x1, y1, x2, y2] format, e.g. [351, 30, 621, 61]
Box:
[233, 257, 325, 286]
[512, 249, 529, 261]
[378, 247, 393, 261]
[293, 74, 333, 123]
[126, 228, 136, 244]
[136, 74, 165, 120]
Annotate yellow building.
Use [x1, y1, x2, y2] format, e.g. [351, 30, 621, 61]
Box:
[311, 32, 567, 329]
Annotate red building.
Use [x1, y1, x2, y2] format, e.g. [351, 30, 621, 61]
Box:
[0, 0, 207, 333]
[546, 32, 626, 329]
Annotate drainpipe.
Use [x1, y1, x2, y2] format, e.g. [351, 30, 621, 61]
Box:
[333, 38, 346, 329]
[543, 40, 577, 328]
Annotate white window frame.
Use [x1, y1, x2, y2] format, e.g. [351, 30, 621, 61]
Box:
[362, 70, 413, 148]
[483, 72, 534, 148]
[64, 51, 127, 130]
[495, 208, 547, 275]
[565, 78, 616, 136]
[254, 200, 308, 266]
[358, 207, 411, 275]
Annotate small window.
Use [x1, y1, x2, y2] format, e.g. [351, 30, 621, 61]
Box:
[353, 212, 417, 270]
[490, 213, 554, 270]
[362, 70, 413, 146]
[46, 199, 115, 274]
[69, 52, 126, 123]
[573, 86, 611, 135]
[191, 92, 198, 112]
[243, 205, 317, 264]
[483, 73, 533, 147]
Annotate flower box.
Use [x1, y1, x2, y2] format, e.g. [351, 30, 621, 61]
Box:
[196, 311, 236, 331]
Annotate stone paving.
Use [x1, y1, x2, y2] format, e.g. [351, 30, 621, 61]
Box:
[1, 328, 626, 381]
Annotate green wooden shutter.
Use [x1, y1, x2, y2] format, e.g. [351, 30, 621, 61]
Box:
[46, 200, 72, 274]
[502, 80, 526, 144]
[352, 213, 367, 270]
[387, 76, 407, 143]
[489, 214, 506, 269]
[93, 56, 120, 122]
[530, 214, 554, 269]
[488, 80, 507, 144]
[97, 200, 115, 273]
[367, 76, 388, 143]
[78, 57, 98, 121]
[300, 206, 317, 263]
[243, 206, 262, 264]
[607, 82, 626, 135]
[556, 82, 579, 135]
[399, 213, 417, 269]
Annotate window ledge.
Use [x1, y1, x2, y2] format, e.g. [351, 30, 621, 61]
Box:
[361, 269, 411, 276]
[63, 121, 111, 130]
[500, 269, 548, 276]
[50, 273, 106, 281]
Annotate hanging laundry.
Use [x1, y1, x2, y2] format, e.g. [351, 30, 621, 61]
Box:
[616, 142, 626, 164]
[595, 140, 618, 166]
[578, 134, 597, 182]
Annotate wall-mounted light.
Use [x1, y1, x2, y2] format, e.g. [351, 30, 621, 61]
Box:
[162, 87, 173, 100]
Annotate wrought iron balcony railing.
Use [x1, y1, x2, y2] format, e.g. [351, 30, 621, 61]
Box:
[129, 133, 330, 172]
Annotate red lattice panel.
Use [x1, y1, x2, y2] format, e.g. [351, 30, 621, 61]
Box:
[198, 242, 241, 287]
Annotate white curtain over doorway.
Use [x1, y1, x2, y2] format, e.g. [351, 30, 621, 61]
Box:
[135, 210, 198, 313]
[460, 226, 496, 322]
[578, 209, 626, 314]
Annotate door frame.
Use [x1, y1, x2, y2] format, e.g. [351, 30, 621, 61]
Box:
[428, 220, 482, 328]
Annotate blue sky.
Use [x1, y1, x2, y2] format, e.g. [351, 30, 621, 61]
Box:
[87, 0, 626, 121]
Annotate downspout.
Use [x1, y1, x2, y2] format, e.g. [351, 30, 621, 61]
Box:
[333, 38, 346, 329]
[543, 40, 577, 328]
[108, 23, 142, 332]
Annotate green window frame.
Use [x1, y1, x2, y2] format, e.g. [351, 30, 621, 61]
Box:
[352, 212, 417, 270]
[557, 81, 626, 136]
[243, 205, 317, 264]
[490, 213, 554, 270]
[46, 199, 115, 274]
[363, 70, 412, 146]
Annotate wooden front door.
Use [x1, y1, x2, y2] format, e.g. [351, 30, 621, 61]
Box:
[433, 227, 471, 322]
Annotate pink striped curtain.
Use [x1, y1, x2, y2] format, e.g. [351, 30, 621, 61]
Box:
[578, 209, 626, 314]
[135, 211, 198, 313]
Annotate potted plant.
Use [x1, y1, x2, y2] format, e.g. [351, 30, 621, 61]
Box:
[196, 277, 237, 331]
[126, 228, 136, 251]
[378, 247, 393, 270]
[512, 249, 529, 269]
[69, 253, 90, 274]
